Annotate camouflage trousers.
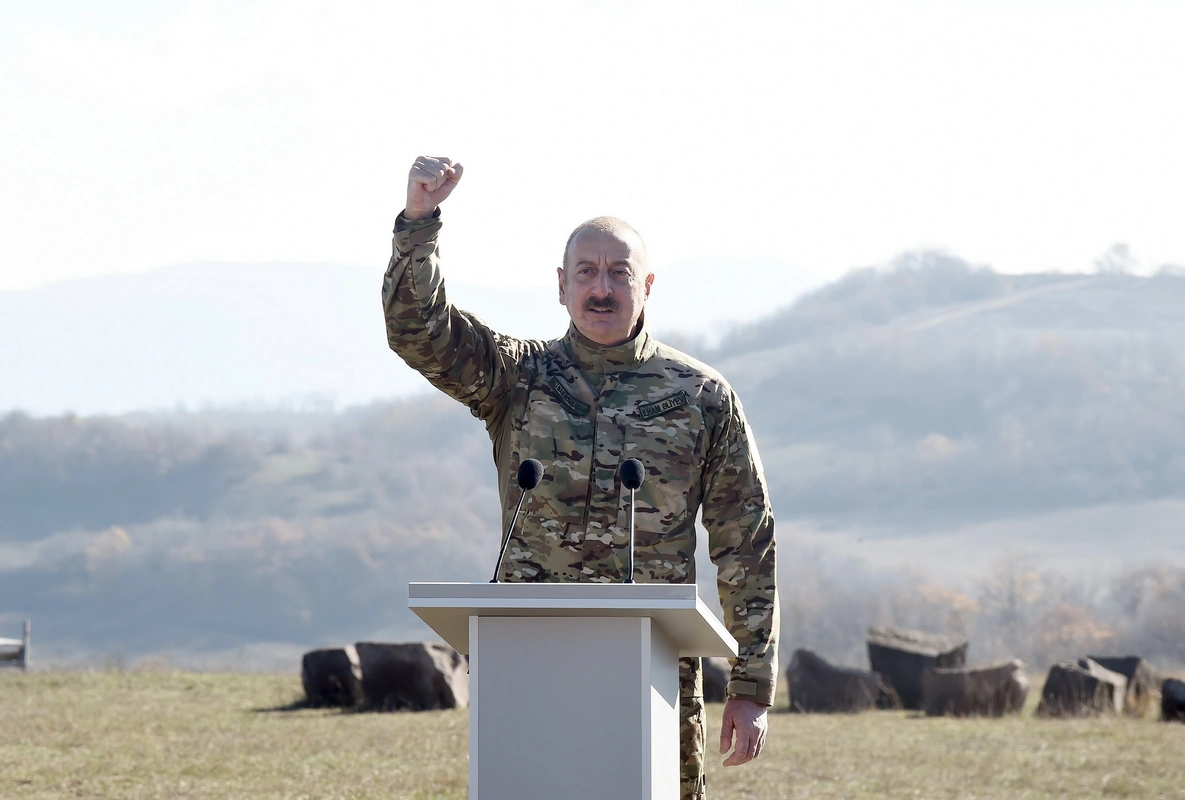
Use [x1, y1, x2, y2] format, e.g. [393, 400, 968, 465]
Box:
[679, 657, 707, 800]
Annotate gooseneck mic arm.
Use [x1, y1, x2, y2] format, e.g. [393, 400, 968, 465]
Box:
[490, 458, 544, 583]
[619, 458, 645, 584]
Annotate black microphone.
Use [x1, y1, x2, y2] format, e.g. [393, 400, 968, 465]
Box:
[619, 458, 644, 584]
[490, 458, 544, 583]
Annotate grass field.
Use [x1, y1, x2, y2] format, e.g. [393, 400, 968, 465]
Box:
[1, 670, 1182, 799]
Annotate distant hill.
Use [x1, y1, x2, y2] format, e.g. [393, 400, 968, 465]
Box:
[711, 255, 1185, 528]
[0, 257, 821, 417]
[4, 253, 1185, 669]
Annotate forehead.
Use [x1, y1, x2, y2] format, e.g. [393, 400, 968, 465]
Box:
[567, 227, 643, 265]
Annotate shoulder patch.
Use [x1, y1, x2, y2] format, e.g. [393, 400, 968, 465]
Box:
[636, 390, 690, 420]
[548, 376, 591, 417]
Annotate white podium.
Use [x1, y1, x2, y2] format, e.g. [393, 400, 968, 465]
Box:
[409, 582, 738, 800]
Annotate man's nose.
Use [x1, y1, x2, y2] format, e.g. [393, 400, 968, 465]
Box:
[593, 269, 613, 296]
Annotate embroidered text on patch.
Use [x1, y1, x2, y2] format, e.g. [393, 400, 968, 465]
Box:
[637, 390, 690, 420]
[548, 376, 591, 417]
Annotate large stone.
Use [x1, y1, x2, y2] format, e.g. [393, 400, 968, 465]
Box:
[1036, 658, 1127, 717]
[867, 626, 968, 710]
[1086, 655, 1159, 717]
[786, 648, 899, 713]
[922, 659, 1029, 717]
[1162, 678, 1185, 723]
[354, 641, 469, 711]
[702, 657, 731, 703]
[301, 646, 364, 708]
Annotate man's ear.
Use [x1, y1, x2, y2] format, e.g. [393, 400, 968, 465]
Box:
[643, 272, 654, 299]
[557, 266, 567, 305]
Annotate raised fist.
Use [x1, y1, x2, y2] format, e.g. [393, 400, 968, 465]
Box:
[405, 156, 464, 220]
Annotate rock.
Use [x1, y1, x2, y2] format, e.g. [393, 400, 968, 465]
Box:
[867, 626, 968, 710]
[301, 646, 364, 708]
[922, 659, 1029, 717]
[354, 641, 469, 711]
[786, 647, 900, 713]
[1086, 655, 1159, 717]
[1162, 677, 1185, 723]
[1036, 658, 1127, 717]
[702, 657, 731, 703]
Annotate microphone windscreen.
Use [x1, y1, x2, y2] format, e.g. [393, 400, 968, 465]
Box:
[517, 458, 544, 490]
[620, 458, 645, 490]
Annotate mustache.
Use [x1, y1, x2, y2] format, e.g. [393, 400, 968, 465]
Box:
[583, 296, 619, 312]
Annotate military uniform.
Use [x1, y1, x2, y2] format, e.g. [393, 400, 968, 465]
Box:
[383, 212, 778, 799]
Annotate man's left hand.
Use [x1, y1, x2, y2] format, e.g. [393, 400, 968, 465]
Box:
[718, 697, 768, 766]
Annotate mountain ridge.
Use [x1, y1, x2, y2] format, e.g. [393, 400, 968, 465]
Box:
[0, 256, 822, 416]
[4, 254, 1184, 668]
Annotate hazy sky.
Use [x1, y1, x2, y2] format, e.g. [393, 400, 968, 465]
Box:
[3, 0, 1183, 293]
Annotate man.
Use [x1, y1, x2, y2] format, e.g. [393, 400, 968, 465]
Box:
[383, 155, 778, 799]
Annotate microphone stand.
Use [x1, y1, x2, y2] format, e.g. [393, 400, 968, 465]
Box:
[490, 490, 528, 583]
[624, 484, 635, 585]
[619, 458, 644, 584]
[491, 458, 542, 583]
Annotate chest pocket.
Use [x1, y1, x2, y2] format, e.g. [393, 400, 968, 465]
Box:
[623, 404, 706, 533]
[516, 389, 595, 527]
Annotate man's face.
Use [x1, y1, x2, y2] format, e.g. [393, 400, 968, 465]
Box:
[558, 227, 654, 346]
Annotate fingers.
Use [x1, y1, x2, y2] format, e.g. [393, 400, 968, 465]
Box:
[405, 155, 463, 219]
[723, 727, 765, 766]
[720, 699, 768, 767]
[722, 726, 753, 767]
[410, 156, 460, 192]
[719, 710, 753, 766]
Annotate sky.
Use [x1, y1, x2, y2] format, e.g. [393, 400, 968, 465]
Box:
[2, 0, 1184, 294]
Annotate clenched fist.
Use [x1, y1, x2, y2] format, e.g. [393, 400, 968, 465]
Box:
[405, 156, 464, 220]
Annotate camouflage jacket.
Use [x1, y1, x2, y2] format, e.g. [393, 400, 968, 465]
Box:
[382, 212, 779, 705]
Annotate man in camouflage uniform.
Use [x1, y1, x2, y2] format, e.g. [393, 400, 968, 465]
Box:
[383, 156, 778, 799]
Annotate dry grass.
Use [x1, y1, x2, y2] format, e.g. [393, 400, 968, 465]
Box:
[1, 670, 1182, 799]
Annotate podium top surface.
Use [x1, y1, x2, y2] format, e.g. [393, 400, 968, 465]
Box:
[408, 582, 738, 658]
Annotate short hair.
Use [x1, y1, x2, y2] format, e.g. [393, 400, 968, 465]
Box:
[562, 216, 649, 273]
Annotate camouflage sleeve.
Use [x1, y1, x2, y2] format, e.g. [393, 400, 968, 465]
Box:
[381, 211, 524, 425]
[700, 388, 779, 706]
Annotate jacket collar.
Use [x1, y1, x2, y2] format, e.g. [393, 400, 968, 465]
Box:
[562, 314, 656, 377]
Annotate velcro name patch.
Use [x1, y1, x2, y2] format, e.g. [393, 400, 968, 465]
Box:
[636, 390, 690, 420]
[548, 376, 591, 417]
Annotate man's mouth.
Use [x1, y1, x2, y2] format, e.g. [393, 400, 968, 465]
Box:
[584, 297, 618, 315]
